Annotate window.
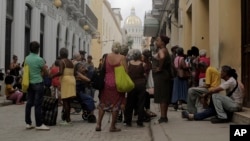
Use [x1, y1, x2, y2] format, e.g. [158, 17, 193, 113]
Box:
[5, 0, 14, 71]
[72, 34, 75, 57]
[56, 24, 60, 58]
[6, 0, 14, 18]
[24, 4, 32, 57]
[25, 4, 32, 28]
[65, 28, 69, 46]
[79, 38, 81, 52]
[40, 14, 45, 58]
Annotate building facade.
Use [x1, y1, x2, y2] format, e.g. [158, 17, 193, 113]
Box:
[100, 0, 123, 55]
[0, 0, 98, 69]
[144, 0, 250, 107]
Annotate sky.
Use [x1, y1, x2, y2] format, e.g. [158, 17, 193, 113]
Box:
[108, 0, 152, 26]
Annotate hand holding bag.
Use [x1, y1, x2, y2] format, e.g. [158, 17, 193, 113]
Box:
[115, 65, 135, 93]
[92, 55, 107, 90]
[22, 62, 29, 92]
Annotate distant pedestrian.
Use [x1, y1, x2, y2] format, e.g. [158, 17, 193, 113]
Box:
[5, 75, 23, 105]
[9, 55, 21, 77]
[171, 47, 189, 110]
[25, 41, 50, 130]
[152, 35, 172, 123]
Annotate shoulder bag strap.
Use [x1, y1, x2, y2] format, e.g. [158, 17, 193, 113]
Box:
[227, 81, 238, 97]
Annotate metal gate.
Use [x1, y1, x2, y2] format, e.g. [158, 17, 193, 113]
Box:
[242, 0, 250, 107]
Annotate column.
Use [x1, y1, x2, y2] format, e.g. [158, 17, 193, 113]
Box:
[209, 0, 219, 68]
[0, 0, 6, 68]
[12, 0, 25, 61]
[30, 8, 40, 42]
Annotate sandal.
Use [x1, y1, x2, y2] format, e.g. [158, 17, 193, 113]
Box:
[147, 110, 157, 117]
[95, 127, 101, 131]
[109, 127, 121, 132]
[95, 124, 101, 131]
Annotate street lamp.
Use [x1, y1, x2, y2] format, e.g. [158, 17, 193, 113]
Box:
[53, 0, 62, 9]
[83, 25, 89, 31]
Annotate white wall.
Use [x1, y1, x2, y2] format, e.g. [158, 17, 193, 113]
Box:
[0, 0, 89, 68]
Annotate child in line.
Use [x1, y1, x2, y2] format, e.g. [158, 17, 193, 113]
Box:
[5, 75, 23, 105]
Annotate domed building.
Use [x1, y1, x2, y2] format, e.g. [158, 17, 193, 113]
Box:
[124, 7, 143, 50]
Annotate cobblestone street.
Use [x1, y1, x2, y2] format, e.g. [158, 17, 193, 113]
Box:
[0, 104, 152, 141]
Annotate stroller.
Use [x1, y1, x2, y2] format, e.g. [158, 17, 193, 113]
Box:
[61, 80, 96, 123]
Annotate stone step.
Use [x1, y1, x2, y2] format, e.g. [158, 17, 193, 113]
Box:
[232, 107, 250, 124]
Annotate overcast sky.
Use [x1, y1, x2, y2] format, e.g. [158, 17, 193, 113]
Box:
[108, 0, 152, 26]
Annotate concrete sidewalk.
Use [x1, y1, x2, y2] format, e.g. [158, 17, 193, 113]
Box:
[0, 93, 13, 106]
[149, 102, 230, 141]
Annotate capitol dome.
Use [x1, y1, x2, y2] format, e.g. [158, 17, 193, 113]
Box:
[124, 7, 142, 26]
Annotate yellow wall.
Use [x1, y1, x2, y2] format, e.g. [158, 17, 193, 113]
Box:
[192, 0, 209, 54]
[89, 0, 103, 67]
[181, 0, 241, 78]
[182, 0, 192, 52]
[218, 0, 241, 76]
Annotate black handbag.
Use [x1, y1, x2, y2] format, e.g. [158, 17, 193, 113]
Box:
[91, 55, 107, 90]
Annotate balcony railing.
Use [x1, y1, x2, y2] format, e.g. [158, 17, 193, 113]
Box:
[153, 0, 164, 9]
[67, 0, 80, 11]
[86, 5, 98, 30]
[143, 11, 160, 37]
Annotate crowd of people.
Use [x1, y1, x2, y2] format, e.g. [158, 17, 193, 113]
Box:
[0, 35, 245, 132]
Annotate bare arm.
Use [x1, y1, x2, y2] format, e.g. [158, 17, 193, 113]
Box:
[76, 72, 91, 82]
[52, 60, 64, 78]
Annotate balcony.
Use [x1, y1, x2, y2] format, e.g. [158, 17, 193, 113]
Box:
[85, 5, 98, 30]
[67, 0, 80, 11]
[153, 0, 164, 9]
[143, 11, 160, 37]
[79, 4, 98, 34]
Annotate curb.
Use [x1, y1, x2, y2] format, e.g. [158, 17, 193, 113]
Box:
[0, 100, 13, 107]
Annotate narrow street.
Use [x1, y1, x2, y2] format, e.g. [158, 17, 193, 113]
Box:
[0, 93, 230, 141]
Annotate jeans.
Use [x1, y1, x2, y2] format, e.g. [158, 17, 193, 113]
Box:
[77, 91, 95, 112]
[194, 107, 216, 120]
[85, 87, 95, 98]
[25, 82, 44, 126]
[212, 94, 242, 119]
[187, 87, 209, 114]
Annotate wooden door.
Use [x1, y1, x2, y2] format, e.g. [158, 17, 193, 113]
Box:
[242, 0, 250, 107]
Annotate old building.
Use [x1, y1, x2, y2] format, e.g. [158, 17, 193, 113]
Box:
[124, 7, 143, 50]
[144, 0, 250, 107]
[0, 0, 98, 69]
[90, 0, 123, 66]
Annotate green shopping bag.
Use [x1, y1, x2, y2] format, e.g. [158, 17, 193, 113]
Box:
[115, 65, 135, 93]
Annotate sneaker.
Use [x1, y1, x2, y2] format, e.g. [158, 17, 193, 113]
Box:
[181, 111, 189, 119]
[26, 124, 35, 129]
[211, 117, 229, 124]
[59, 121, 73, 126]
[35, 124, 50, 131]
